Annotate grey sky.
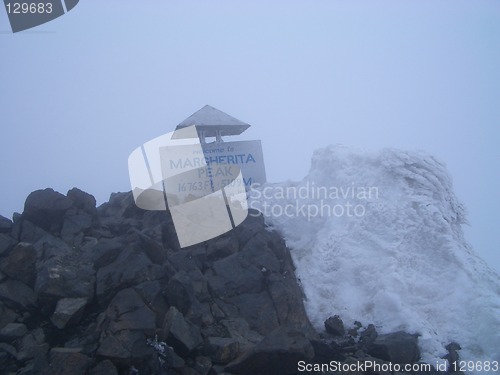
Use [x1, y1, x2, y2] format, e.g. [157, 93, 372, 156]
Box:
[1, 1, 499, 272]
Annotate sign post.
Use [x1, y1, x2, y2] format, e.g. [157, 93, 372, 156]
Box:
[129, 105, 266, 248]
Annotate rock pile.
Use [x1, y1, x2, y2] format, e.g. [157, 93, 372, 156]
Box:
[0, 188, 457, 374]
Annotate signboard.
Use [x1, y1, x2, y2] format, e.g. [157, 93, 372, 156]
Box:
[128, 105, 266, 248]
[160, 140, 266, 203]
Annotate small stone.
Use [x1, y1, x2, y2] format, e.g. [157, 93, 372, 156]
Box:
[89, 360, 118, 375]
[360, 324, 378, 347]
[207, 337, 240, 364]
[325, 315, 345, 337]
[0, 242, 37, 288]
[47, 347, 92, 375]
[50, 298, 88, 329]
[0, 323, 28, 341]
[194, 355, 212, 375]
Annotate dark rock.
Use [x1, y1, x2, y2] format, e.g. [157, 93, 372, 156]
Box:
[207, 235, 238, 261]
[35, 256, 95, 313]
[187, 268, 211, 303]
[220, 318, 263, 352]
[168, 247, 205, 273]
[228, 292, 279, 335]
[99, 191, 142, 220]
[443, 342, 461, 368]
[0, 233, 17, 257]
[17, 219, 52, 245]
[165, 270, 212, 328]
[240, 236, 281, 273]
[0, 187, 340, 374]
[0, 215, 12, 234]
[325, 315, 345, 337]
[0, 302, 19, 329]
[266, 274, 313, 333]
[163, 306, 203, 356]
[207, 337, 240, 364]
[359, 323, 378, 347]
[89, 359, 118, 375]
[97, 289, 157, 358]
[61, 209, 94, 245]
[106, 288, 156, 333]
[85, 237, 123, 269]
[368, 331, 420, 364]
[162, 345, 185, 369]
[146, 336, 185, 370]
[207, 253, 264, 297]
[95, 246, 167, 305]
[133, 280, 169, 326]
[347, 322, 361, 337]
[95, 290, 155, 361]
[0, 323, 28, 341]
[16, 328, 49, 362]
[0, 242, 36, 288]
[98, 330, 153, 360]
[0, 279, 36, 310]
[0, 342, 17, 358]
[166, 270, 198, 315]
[232, 210, 265, 247]
[50, 297, 87, 329]
[133, 229, 167, 265]
[31, 230, 71, 261]
[67, 188, 97, 215]
[194, 355, 212, 375]
[311, 339, 345, 363]
[23, 188, 73, 233]
[226, 326, 314, 375]
[46, 347, 92, 375]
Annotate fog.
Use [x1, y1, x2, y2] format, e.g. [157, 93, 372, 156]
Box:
[1, 0, 499, 272]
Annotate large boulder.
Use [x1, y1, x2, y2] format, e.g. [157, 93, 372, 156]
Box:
[95, 246, 167, 305]
[16, 328, 49, 362]
[35, 256, 95, 313]
[106, 288, 156, 334]
[0, 323, 28, 342]
[367, 331, 420, 364]
[324, 315, 345, 337]
[89, 360, 118, 375]
[45, 347, 92, 375]
[162, 306, 203, 356]
[0, 279, 36, 311]
[0, 215, 12, 234]
[60, 210, 94, 245]
[23, 189, 73, 233]
[0, 242, 36, 288]
[206, 253, 264, 297]
[50, 297, 88, 329]
[97, 289, 156, 361]
[66, 188, 97, 215]
[206, 336, 240, 364]
[228, 292, 279, 335]
[226, 326, 315, 375]
[0, 234, 17, 257]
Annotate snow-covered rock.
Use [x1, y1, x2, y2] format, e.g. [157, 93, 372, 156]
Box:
[250, 144, 500, 367]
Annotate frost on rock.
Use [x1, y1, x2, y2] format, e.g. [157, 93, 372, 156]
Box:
[255, 144, 500, 365]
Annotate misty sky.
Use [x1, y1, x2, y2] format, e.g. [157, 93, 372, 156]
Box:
[1, 1, 499, 272]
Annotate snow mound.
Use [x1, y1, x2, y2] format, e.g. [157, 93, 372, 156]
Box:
[250, 145, 500, 366]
